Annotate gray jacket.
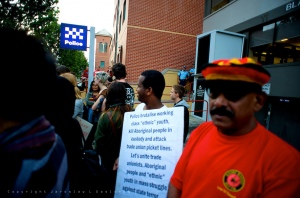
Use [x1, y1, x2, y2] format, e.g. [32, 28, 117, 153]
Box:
[73, 99, 84, 119]
[174, 99, 190, 109]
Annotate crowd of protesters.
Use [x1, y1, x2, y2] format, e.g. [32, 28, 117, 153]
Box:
[1, 27, 300, 198]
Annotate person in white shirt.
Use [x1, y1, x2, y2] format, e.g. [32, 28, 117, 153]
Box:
[135, 70, 167, 111]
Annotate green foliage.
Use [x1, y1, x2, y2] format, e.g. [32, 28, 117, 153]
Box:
[58, 48, 89, 78]
[0, 0, 89, 77]
[0, 0, 60, 55]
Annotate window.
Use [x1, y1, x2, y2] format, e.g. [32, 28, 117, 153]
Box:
[248, 12, 300, 65]
[99, 42, 108, 53]
[104, 43, 108, 53]
[123, 0, 126, 22]
[99, 42, 103, 52]
[119, 13, 122, 32]
[205, 0, 235, 16]
[101, 61, 105, 67]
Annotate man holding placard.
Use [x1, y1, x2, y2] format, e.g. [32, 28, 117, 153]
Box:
[113, 70, 185, 198]
[168, 58, 300, 197]
[113, 70, 167, 171]
[135, 70, 167, 111]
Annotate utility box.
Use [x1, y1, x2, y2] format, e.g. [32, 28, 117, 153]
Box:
[192, 30, 245, 121]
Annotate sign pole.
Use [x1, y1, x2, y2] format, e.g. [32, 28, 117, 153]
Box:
[88, 27, 95, 90]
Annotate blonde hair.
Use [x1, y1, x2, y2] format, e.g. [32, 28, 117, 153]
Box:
[95, 71, 108, 85]
[60, 73, 81, 99]
[60, 73, 76, 86]
[75, 87, 82, 99]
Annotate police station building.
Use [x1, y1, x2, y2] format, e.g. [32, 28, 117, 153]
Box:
[201, 0, 300, 150]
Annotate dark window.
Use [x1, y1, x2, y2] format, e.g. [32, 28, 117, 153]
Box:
[205, 0, 234, 16]
[248, 12, 300, 65]
[101, 61, 105, 67]
[99, 42, 103, 52]
[123, 0, 126, 22]
[104, 43, 108, 53]
[119, 13, 122, 32]
[196, 35, 211, 74]
[99, 42, 107, 53]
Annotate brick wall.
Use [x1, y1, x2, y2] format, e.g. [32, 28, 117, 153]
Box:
[95, 35, 111, 72]
[111, 0, 205, 82]
[128, 0, 204, 35]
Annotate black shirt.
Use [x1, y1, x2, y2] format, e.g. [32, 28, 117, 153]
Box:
[121, 82, 135, 108]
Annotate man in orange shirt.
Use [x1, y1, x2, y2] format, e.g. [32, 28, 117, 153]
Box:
[168, 58, 300, 198]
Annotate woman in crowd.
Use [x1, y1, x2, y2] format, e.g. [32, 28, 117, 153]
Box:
[86, 80, 100, 123]
[84, 72, 109, 149]
[94, 82, 132, 193]
[60, 73, 84, 119]
[92, 71, 108, 111]
[85, 80, 100, 108]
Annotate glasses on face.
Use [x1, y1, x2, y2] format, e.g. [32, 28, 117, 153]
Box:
[207, 87, 251, 102]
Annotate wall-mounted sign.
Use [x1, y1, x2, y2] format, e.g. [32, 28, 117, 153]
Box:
[286, 1, 300, 11]
[60, 23, 87, 51]
[262, 83, 271, 95]
[197, 85, 205, 97]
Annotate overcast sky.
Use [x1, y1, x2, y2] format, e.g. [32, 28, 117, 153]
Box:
[56, 0, 114, 60]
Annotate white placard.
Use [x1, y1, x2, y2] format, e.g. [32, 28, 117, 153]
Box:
[114, 107, 184, 198]
[75, 117, 93, 140]
[262, 83, 271, 95]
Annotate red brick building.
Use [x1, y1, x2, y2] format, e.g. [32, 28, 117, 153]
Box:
[110, 0, 205, 82]
[95, 29, 112, 72]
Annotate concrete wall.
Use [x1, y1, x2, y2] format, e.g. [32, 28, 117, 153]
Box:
[203, 0, 287, 33]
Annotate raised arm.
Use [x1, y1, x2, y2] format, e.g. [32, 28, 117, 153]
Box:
[92, 94, 104, 111]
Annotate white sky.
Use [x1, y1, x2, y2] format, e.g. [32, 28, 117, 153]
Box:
[56, 0, 114, 59]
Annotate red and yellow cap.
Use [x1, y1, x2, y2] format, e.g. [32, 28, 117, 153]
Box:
[200, 57, 270, 86]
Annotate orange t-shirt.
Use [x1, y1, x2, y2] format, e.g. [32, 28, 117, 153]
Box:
[171, 121, 300, 198]
[93, 69, 101, 76]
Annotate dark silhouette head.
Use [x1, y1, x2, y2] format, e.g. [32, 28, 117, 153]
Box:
[112, 63, 127, 80]
[141, 70, 165, 99]
[56, 65, 70, 75]
[0, 27, 57, 122]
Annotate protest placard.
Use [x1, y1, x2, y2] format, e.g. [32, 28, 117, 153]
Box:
[114, 107, 184, 198]
[75, 116, 93, 140]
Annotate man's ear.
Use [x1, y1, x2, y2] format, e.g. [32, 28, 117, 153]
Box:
[254, 92, 267, 112]
[147, 87, 152, 96]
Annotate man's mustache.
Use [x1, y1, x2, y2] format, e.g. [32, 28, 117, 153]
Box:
[210, 107, 234, 118]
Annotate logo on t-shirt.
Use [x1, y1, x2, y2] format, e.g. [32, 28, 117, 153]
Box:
[223, 170, 245, 192]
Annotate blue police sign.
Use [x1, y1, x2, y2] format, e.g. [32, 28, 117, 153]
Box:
[60, 23, 87, 51]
